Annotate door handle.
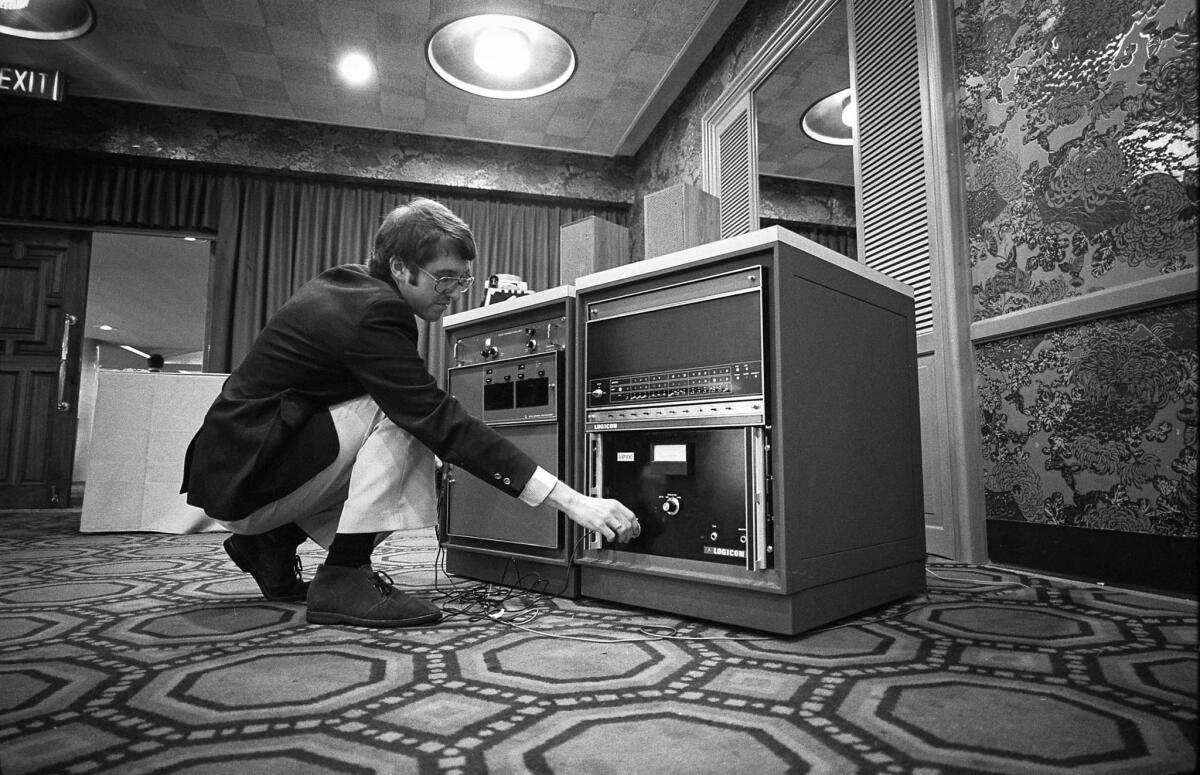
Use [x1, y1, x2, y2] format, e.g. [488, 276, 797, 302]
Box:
[57, 313, 77, 412]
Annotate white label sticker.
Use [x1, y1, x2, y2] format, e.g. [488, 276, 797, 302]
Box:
[617, 452, 636, 462]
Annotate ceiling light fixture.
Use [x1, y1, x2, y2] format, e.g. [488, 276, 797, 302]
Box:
[801, 87, 856, 147]
[0, 0, 94, 40]
[427, 14, 575, 99]
[473, 26, 530, 77]
[337, 51, 374, 87]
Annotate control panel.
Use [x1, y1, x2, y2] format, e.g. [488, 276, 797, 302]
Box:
[450, 351, 561, 425]
[589, 425, 771, 570]
[453, 316, 568, 367]
[587, 361, 763, 408]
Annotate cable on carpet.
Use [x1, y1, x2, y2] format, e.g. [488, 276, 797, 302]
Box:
[425, 509, 943, 643]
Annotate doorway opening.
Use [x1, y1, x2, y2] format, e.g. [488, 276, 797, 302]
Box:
[73, 231, 213, 501]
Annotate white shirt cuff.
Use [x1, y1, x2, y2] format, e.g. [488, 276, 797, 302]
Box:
[518, 466, 558, 507]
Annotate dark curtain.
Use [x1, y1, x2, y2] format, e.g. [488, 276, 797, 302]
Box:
[761, 217, 858, 259]
[1, 149, 630, 386]
[210, 177, 390, 372]
[212, 174, 630, 381]
[0, 150, 225, 231]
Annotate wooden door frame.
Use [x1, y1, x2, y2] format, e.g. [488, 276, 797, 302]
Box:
[912, 0, 987, 562]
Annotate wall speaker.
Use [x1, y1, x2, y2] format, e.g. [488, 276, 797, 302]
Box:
[643, 183, 720, 259]
[559, 216, 630, 285]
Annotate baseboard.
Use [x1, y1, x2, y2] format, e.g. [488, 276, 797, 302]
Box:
[987, 520, 1198, 597]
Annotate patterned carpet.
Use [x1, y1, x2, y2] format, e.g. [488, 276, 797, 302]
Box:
[1, 512, 1196, 775]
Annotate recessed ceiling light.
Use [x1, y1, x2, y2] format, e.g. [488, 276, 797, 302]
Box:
[801, 88, 856, 147]
[427, 14, 575, 100]
[0, 0, 93, 40]
[473, 26, 531, 77]
[338, 51, 374, 86]
[98, 324, 115, 331]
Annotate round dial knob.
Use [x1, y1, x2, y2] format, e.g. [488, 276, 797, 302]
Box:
[525, 338, 538, 351]
[481, 345, 498, 358]
[661, 496, 681, 516]
[590, 387, 606, 399]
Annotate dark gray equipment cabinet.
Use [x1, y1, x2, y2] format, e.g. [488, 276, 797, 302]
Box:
[574, 228, 925, 634]
[440, 287, 583, 596]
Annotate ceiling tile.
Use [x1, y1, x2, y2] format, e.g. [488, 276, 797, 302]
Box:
[237, 75, 287, 101]
[380, 94, 426, 120]
[266, 27, 327, 59]
[285, 82, 338, 108]
[259, 0, 323, 33]
[174, 44, 231, 72]
[186, 70, 241, 96]
[139, 67, 190, 89]
[274, 56, 330, 86]
[546, 115, 592, 139]
[201, 0, 266, 25]
[156, 19, 222, 48]
[227, 51, 284, 80]
[422, 117, 470, 137]
[212, 23, 275, 54]
[151, 0, 209, 20]
[426, 99, 469, 122]
[589, 12, 645, 41]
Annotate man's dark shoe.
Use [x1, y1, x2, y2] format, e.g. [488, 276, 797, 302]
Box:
[306, 564, 442, 627]
[224, 533, 308, 601]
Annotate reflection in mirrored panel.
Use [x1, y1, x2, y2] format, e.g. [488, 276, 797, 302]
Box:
[755, 3, 858, 259]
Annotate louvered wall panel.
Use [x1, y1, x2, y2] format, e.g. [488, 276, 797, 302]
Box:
[717, 110, 752, 237]
[850, 0, 933, 333]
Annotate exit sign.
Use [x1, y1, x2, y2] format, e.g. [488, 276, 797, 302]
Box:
[0, 63, 67, 102]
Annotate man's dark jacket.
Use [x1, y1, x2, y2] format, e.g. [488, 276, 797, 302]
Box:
[182, 264, 536, 521]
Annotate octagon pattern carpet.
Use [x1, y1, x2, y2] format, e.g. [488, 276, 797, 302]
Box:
[0, 512, 1195, 774]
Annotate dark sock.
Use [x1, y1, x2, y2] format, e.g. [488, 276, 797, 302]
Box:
[325, 532, 378, 568]
[263, 522, 308, 550]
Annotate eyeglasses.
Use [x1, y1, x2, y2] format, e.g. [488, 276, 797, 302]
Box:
[416, 265, 475, 295]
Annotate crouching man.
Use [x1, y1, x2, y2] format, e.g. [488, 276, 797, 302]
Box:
[182, 198, 637, 627]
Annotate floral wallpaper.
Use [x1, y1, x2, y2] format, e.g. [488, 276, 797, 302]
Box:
[977, 303, 1197, 537]
[956, 0, 1197, 319]
[957, 0, 1197, 538]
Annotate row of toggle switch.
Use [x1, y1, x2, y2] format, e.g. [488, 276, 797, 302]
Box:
[606, 384, 733, 402]
[587, 401, 763, 424]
